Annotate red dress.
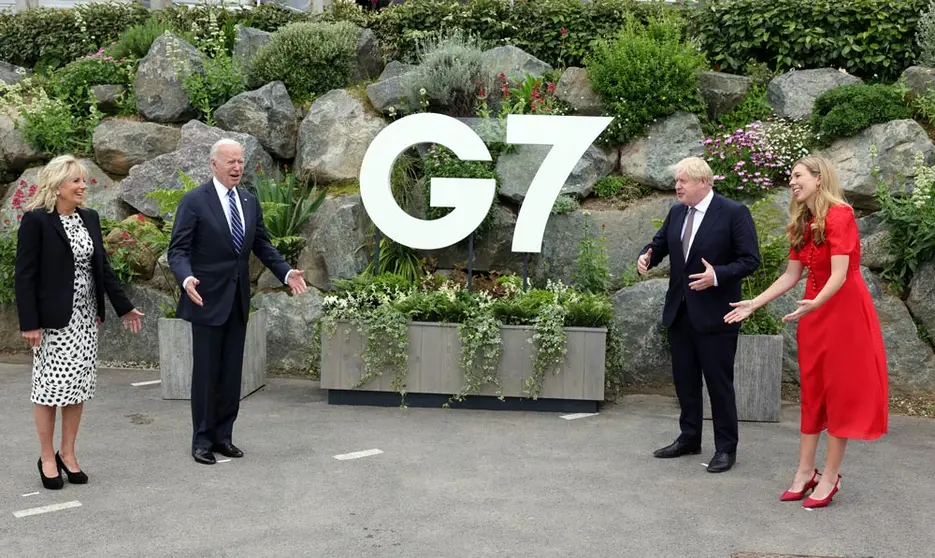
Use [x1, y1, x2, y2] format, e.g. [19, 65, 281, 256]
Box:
[788, 204, 888, 440]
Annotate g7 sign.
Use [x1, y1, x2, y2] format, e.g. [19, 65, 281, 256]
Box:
[358, 113, 613, 253]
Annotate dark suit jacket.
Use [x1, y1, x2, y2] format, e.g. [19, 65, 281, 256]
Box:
[14, 207, 135, 332]
[167, 181, 291, 327]
[639, 193, 760, 333]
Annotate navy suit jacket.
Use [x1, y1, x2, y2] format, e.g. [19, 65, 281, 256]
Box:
[639, 193, 760, 333]
[167, 181, 291, 327]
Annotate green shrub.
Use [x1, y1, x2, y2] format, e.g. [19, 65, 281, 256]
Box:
[408, 30, 493, 117]
[368, 0, 676, 67]
[701, 84, 774, 137]
[245, 20, 361, 103]
[105, 16, 198, 60]
[49, 54, 134, 108]
[810, 84, 913, 147]
[917, 0, 935, 66]
[585, 13, 707, 147]
[0, 2, 150, 70]
[689, 0, 926, 83]
[876, 150, 935, 291]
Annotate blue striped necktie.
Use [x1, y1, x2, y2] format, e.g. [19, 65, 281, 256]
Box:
[227, 189, 244, 253]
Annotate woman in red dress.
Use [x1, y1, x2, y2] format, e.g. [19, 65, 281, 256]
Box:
[724, 155, 888, 509]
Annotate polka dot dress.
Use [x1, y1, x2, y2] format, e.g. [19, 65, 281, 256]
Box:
[31, 212, 98, 407]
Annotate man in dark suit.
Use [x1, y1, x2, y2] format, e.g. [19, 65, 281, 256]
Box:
[637, 156, 760, 473]
[168, 139, 308, 465]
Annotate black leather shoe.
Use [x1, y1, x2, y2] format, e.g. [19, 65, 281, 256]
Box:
[653, 440, 702, 458]
[192, 448, 216, 465]
[55, 451, 88, 484]
[211, 443, 243, 458]
[38, 457, 64, 490]
[706, 452, 736, 473]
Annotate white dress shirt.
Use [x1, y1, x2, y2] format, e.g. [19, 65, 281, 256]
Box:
[182, 178, 293, 291]
[680, 189, 718, 287]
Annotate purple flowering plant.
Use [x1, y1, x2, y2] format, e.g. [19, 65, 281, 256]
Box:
[703, 119, 812, 199]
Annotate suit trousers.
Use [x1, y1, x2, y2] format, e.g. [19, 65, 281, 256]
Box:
[668, 301, 739, 454]
[190, 280, 247, 450]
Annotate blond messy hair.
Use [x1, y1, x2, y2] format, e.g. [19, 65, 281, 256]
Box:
[672, 156, 714, 187]
[786, 155, 849, 251]
[26, 155, 89, 213]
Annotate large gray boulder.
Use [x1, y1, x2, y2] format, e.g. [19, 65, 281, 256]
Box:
[481, 45, 552, 85]
[295, 194, 372, 291]
[214, 81, 299, 160]
[900, 66, 935, 99]
[0, 113, 44, 174]
[818, 119, 935, 210]
[554, 67, 604, 116]
[352, 28, 385, 83]
[232, 25, 271, 71]
[120, 120, 276, 218]
[252, 289, 325, 373]
[135, 34, 203, 123]
[92, 120, 181, 175]
[907, 261, 935, 348]
[294, 89, 386, 184]
[766, 68, 863, 121]
[418, 205, 527, 273]
[699, 71, 752, 120]
[619, 111, 705, 190]
[610, 278, 672, 385]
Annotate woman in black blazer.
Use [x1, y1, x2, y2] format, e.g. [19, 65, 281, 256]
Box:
[14, 155, 144, 490]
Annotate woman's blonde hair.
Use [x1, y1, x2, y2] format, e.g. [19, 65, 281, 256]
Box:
[786, 155, 849, 250]
[26, 155, 89, 213]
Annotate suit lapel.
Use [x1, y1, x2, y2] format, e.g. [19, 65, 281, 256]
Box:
[47, 210, 69, 246]
[686, 194, 723, 265]
[202, 183, 236, 256]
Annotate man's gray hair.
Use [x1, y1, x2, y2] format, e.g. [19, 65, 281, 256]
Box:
[210, 138, 243, 160]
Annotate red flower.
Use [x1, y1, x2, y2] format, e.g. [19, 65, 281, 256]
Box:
[560, 28, 568, 37]
[90, 179, 97, 185]
[136, 214, 146, 222]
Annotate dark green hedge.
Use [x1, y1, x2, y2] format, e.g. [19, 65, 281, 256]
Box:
[688, 0, 926, 83]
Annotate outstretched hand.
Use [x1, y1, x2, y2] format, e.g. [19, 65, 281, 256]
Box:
[637, 248, 652, 275]
[287, 269, 308, 295]
[123, 308, 144, 334]
[724, 300, 755, 324]
[782, 299, 818, 323]
[688, 258, 716, 291]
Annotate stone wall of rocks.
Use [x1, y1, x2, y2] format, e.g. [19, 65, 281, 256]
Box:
[1, 29, 934, 393]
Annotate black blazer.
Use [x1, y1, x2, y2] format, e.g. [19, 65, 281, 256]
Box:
[167, 181, 291, 327]
[14, 207, 135, 332]
[640, 193, 761, 333]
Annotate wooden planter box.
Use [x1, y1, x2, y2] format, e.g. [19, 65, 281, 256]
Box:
[320, 321, 607, 411]
[703, 334, 783, 423]
[158, 308, 268, 400]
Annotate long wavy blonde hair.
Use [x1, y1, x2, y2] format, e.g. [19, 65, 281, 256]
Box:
[786, 155, 849, 250]
[25, 154, 89, 213]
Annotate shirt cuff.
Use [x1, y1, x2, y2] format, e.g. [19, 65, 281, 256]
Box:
[713, 269, 719, 287]
[283, 269, 294, 285]
[182, 276, 194, 290]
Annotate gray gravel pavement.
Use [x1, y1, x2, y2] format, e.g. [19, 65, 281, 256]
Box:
[1, 362, 932, 558]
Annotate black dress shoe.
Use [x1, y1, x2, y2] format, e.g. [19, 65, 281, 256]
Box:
[653, 440, 702, 459]
[55, 451, 88, 484]
[706, 451, 736, 473]
[38, 457, 64, 490]
[211, 443, 243, 458]
[192, 448, 216, 465]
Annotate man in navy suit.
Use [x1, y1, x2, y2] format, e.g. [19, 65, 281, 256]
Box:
[168, 139, 308, 465]
[637, 156, 760, 473]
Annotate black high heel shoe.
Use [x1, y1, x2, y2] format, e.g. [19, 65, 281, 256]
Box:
[38, 457, 63, 490]
[56, 452, 88, 484]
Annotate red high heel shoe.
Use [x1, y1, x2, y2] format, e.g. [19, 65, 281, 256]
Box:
[780, 469, 819, 501]
[802, 474, 842, 509]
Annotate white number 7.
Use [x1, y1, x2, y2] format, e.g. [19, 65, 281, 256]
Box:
[506, 114, 613, 252]
[358, 113, 613, 253]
